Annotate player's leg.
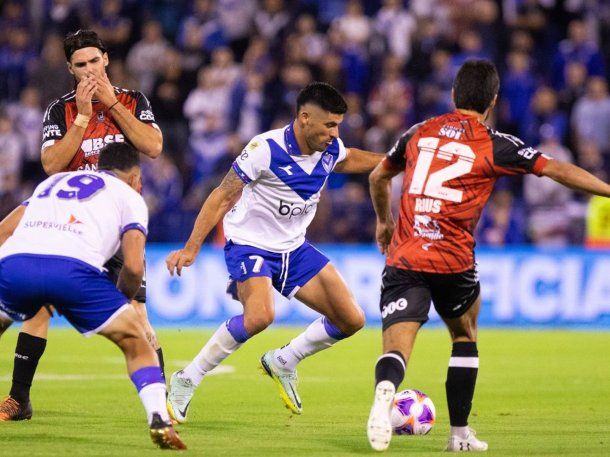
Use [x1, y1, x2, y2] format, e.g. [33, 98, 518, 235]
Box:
[168, 275, 275, 423]
[367, 266, 431, 451]
[0, 307, 51, 421]
[96, 306, 185, 449]
[0, 311, 12, 337]
[432, 269, 487, 452]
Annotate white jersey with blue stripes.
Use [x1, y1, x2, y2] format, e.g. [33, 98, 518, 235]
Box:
[0, 170, 148, 271]
[225, 122, 347, 252]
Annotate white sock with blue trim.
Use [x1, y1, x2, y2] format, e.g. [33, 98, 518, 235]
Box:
[272, 317, 347, 371]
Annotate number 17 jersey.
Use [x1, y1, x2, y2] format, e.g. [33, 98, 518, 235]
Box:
[384, 110, 550, 274]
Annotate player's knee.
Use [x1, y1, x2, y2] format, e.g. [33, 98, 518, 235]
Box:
[337, 306, 366, 336]
[244, 307, 274, 335]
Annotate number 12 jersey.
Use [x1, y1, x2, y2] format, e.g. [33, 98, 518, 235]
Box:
[383, 110, 550, 274]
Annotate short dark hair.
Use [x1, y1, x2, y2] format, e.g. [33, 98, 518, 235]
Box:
[296, 82, 348, 115]
[453, 59, 500, 113]
[64, 29, 107, 61]
[98, 143, 140, 172]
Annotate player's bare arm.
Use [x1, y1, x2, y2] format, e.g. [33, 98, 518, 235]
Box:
[117, 229, 146, 299]
[541, 159, 610, 197]
[166, 168, 246, 276]
[41, 76, 98, 175]
[369, 161, 402, 255]
[334, 148, 384, 173]
[94, 73, 163, 159]
[0, 204, 25, 246]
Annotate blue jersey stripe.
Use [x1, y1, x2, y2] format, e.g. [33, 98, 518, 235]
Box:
[266, 137, 341, 202]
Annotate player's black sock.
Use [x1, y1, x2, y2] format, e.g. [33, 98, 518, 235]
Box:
[9, 332, 47, 403]
[156, 348, 166, 381]
[446, 341, 479, 426]
[374, 351, 406, 390]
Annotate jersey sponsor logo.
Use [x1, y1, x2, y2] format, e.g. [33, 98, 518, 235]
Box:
[81, 134, 125, 157]
[413, 215, 444, 240]
[414, 197, 442, 213]
[517, 147, 537, 159]
[438, 125, 464, 140]
[278, 199, 315, 219]
[42, 124, 62, 139]
[139, 110, 155, 121]
[321, 153, 334, 173]
[381, 298, 408, 319]
[279, 165, 294, 175]
[22, 219, 84, 235]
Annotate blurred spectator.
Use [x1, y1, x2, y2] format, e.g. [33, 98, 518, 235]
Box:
[373, 0, 416, 63]
[330, 0, 372, 47]
[477, 188, 527, 246]
[230, 72, 265, 143]
[553, 18, 606, 89]
[93, 0, 133, 60]
[329, 181, 376, 243]
[0, 110, 23, 211]
[418, 49, 454, 119]
[216, 0, 256, 60]
[6, 86, 44, 184]
[126, 20, 170, 95]
[521, 86, 567, 147]
[571, 77, 610, 158]
[176, 0, 226, 58]
[44, 0, 82, 38]
[367, 56, 414, 125]
[254, 0, 290, 48]
[472, 0, 502, 62]
[0, 1, 29, 45]
[524, 126, 575, 246]
[499, 50, 537, 132]
[292, 14, 327, 66]
[364, 110, 404, 154]
[28, 34, 73, 107]
[558, 61, 587, 115]
[0, 28, 36, 101]
[450, 30, 489, 75]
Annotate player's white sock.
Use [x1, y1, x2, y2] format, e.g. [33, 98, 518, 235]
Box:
[450, 425, 471, 438]
[139, 383, 170, 424]
[181, 318, 246, 386]
[272, 316, 347, 371]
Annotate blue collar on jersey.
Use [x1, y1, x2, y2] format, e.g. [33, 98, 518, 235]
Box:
[284, 121, 302, 156]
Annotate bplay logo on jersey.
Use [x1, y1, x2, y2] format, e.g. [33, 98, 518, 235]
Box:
[278, 199, 315, 219]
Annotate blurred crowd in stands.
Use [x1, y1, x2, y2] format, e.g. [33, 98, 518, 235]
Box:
[1, 0, 610, 246]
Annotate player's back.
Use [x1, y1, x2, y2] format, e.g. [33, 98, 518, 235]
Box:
[0, 170, 148, 271]
[386, 110, 548, 273]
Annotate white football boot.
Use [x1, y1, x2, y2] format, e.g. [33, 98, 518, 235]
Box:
[446, 427, 488, 452]
[260, 351, 302, 414]
[167, 371, 196, 424]
[367, 380, 396, 452]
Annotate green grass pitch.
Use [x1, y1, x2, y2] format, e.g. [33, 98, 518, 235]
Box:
[1, 327, 609, 456]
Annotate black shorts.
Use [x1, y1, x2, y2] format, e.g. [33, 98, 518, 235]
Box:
[104, 251, 146, 303]
[379, 266, 480, 330]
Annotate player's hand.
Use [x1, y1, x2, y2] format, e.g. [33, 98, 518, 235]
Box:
[93, 72, 118, 108]
[376, 220, 395, 255]
[75, 74, 97, 117]
[166, 248, 198, 276]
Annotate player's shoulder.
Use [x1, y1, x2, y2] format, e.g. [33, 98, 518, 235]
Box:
[486, 127, 525, 148]
[43, 90, 75, 117]
[115, 86, 145, 100]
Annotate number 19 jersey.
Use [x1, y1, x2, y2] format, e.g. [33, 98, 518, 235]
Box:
[0, 171, 148, 271]
[384, 110, 550, 274]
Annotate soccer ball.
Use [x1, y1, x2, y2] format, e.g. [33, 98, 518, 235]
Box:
[391, 389, 436, 435]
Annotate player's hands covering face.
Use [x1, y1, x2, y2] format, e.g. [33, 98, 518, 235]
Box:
[93, 72, 118, 108]
[76, 74, 98, 117]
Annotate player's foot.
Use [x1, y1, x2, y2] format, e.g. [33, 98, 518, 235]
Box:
[149, 412, 187, 450]
[167, 371, 196, 424]
[0, 396, 33, 421]
[259, 350, 302, 415]
[446, 427, 488, 452]
[367, 380, 395, 452]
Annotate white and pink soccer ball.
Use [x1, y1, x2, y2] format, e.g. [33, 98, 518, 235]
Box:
[391, 389, 436, 435]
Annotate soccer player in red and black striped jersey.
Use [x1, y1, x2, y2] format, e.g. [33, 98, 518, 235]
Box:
[0, 30, 165, 422]
[366, 60, 610, 452]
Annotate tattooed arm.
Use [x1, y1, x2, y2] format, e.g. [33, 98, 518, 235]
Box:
[166, 168, 245, 275]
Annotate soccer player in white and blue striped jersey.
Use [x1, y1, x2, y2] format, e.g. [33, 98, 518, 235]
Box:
[166, 82, 382, 422]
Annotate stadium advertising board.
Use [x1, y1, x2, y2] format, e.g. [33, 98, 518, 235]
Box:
[126, 245, 610, 328]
